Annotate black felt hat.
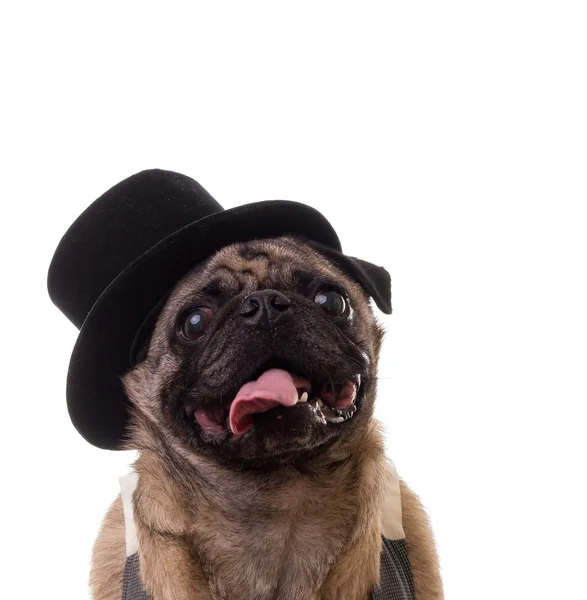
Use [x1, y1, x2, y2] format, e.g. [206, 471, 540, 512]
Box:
[48, 169, 391, 450]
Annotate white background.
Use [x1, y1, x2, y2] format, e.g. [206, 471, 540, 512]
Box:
[1, 2, 586, 599]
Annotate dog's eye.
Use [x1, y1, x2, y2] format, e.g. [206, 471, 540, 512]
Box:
[314, 290, 347, 316]
[181, 308, 213, 340]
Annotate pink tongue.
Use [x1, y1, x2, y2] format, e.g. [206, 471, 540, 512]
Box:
[320, 381, 357, 409]
[229, 369, 310, 435]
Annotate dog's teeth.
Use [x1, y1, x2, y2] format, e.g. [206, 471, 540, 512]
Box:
[316, 398, 324, 408]
[299, 392, 308, 403]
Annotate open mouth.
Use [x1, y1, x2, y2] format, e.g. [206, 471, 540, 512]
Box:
[191, 363, 361, 436]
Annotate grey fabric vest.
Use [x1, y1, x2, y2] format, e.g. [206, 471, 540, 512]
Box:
[119, 469, 415, 600]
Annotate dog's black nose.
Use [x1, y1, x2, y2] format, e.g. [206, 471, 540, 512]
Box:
[240, 289, 291, 326]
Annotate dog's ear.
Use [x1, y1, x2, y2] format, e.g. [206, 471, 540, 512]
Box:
[307, 241, 392, 314]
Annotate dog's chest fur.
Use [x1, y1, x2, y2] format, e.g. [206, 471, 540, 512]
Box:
[193, 474, 355, 600]
[132, 446, 380, 600]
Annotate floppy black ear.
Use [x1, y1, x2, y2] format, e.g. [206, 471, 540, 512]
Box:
[307, 241, 392, 314]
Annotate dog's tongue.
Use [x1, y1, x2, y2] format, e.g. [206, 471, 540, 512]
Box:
[229, 369, 309, 435]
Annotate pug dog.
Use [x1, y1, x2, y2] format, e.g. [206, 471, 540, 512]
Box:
[89, 236, 443, 600]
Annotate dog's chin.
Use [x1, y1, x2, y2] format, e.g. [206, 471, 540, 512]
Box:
[174, 359, 368, 469]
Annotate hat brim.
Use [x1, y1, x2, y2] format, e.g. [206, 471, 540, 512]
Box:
[66, 200, 341, 450]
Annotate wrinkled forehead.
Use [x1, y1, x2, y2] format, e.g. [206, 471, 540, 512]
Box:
[165, 237, 361, 312]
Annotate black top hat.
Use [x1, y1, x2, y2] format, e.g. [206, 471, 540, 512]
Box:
[48, 169, 390, 450]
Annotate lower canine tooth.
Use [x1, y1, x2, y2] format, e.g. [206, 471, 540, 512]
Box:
[316, 398, 324, 407]
[299, 392, 308, 403]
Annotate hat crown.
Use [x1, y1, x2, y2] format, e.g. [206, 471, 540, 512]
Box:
[48, 169, 222, 329]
